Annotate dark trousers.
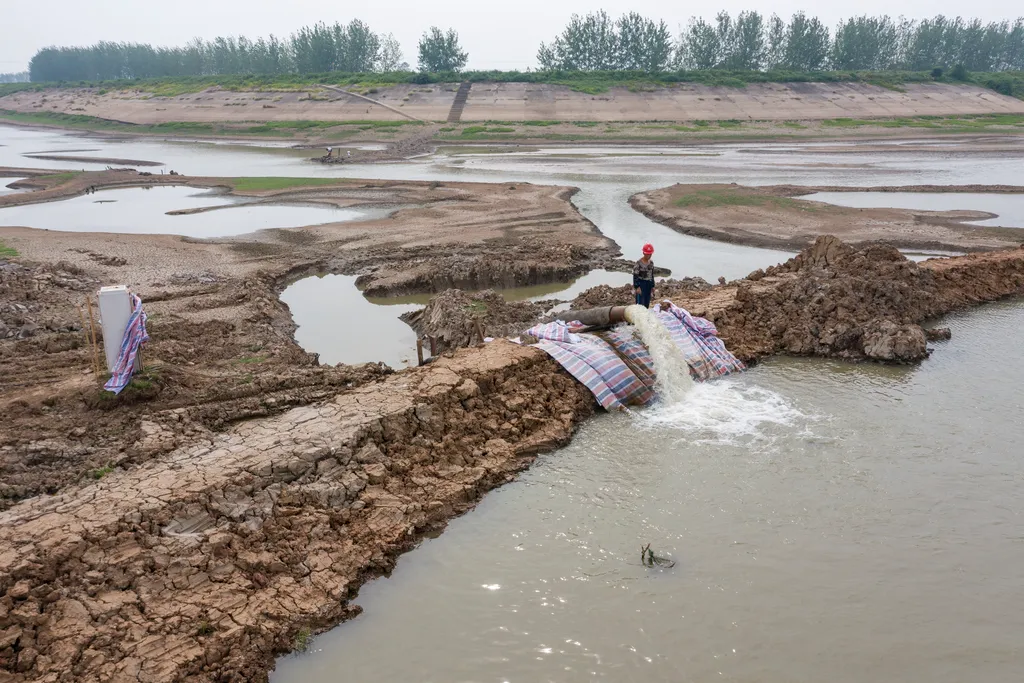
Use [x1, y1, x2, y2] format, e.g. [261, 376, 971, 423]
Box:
[635, 280, 654, 308]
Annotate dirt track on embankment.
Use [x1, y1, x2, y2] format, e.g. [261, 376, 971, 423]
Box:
[3, 168, 1024, 681]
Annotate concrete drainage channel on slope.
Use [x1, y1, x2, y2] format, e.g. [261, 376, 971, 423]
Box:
[447, 82, 472, 123]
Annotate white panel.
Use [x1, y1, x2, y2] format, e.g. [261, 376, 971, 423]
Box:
[97, 285, 133, 373]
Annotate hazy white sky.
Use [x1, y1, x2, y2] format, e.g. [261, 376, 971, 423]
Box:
[1, 0, 1020, 72]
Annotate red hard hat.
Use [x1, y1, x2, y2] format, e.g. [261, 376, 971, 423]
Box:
[642, 243, 654, 255]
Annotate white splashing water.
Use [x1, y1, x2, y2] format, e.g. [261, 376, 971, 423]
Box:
[624, 304, 695, 404]
[640, 379, 812, 447]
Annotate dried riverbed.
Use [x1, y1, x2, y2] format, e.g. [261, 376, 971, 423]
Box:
[3, 126, 1024, 682]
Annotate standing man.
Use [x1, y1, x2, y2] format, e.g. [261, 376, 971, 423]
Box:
[633, 243, 655, 308]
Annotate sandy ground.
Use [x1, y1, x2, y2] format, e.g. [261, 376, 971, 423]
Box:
[630, 183, 1024, 252]
[4, 82, 1024, 126]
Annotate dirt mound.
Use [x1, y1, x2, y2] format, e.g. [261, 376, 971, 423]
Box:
[670, 236, 1024, 363]
[401, 289, 547, 350]
[568, 277, 713, 310]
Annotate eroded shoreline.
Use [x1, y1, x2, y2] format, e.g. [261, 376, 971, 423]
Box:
[631, 183, 1024, 253]
[3, 167, 1024, 681]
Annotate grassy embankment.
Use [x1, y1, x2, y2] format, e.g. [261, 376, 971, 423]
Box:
[2, 69, 1022, 98]
[672, 187, 820, 212]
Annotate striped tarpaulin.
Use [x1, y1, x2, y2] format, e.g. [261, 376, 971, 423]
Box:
[528, 303, 744, 409]
[653, 302, 746, 381]
[103, 294, 149, 395]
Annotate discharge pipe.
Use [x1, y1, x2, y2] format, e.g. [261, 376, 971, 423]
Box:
[552, 306, 629, 329]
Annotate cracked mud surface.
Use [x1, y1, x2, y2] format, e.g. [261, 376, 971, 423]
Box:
[3, 168, 1024, 682]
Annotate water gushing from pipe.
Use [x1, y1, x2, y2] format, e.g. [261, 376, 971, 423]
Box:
[624, 304, 694, 404]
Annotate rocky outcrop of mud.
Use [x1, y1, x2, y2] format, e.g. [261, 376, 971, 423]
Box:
[0, 342, 592, 682]
[567, 277, 714, 310]
[675, 236, 1024, 363]
[400, 289, 548, 350]
[354, 242, 611, 298]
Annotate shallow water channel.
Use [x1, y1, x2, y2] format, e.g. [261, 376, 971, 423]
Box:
[273, 301, 1024, 683]
[0, 185, 373, 238]
[804, 191, 1024, 228]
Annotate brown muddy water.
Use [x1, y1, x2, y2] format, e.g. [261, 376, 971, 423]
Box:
[273, 300, 1024, 683]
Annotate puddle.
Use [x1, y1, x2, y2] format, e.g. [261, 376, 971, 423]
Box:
[0, 185, 376, 237]
[280, 274, 419, 369]
[803, 192, 1024, 228]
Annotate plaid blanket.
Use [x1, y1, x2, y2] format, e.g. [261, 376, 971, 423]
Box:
[528, 303, 744, 410]
[653, 302, 745, 380]
[529, 323, 654, 410]
[104, 294, 149, 395]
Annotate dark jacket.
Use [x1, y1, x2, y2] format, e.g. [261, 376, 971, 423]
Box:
[633, 258, 655, 287]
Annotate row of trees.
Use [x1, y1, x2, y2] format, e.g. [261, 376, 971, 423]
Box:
[24, 12, 1024, 82]
[540, 12, 1024, 72]
[28, 22, 468, 82]
[0, 72, 30, 83]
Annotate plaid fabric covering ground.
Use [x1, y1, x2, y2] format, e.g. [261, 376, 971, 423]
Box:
[600, 327, 657, 390]
[653, 302, 746, 380]
[529, 322, 655, 410]
[104, 294, 149, 395]
[528, 304, 744, 409]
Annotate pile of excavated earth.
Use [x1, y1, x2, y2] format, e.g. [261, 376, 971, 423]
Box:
[2, 162, 1024, 682]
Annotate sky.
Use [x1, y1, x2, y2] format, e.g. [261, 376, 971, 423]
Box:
[1, 0, 1021, 72]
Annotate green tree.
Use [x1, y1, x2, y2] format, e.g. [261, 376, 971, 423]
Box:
[679, 17, 721, 69]
[537, 11, 618, 71]
[764, 15, 787, 69]
[615, 12, 673, 71]
[417, 27, 468, 72]
[783, 13, 830, 70]
[377, 34, 405, 72]
[833, 16, 901, 70]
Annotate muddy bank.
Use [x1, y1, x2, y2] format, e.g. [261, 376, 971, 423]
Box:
[0, 342, 594, 682]
[400, 289, 553, 351]
[565, 236, 1024, 363]
[3, 226, 1024, 680]
[21, 154, 164, 167]
[630, 183, 1024, 252]
[0, 171, 616, 508]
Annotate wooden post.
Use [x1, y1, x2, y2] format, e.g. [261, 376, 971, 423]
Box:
[428, 336, 437, 357]
[474, 319, 485, 346]
[85, 296, 101, 377]
[416, 338, 424, 366]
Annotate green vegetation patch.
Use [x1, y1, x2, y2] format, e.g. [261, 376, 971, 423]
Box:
[231, 177, 351, 192]
[0, 239, 17, 258]
[460, 125, 516, 137]
[673, 188, 814, 211]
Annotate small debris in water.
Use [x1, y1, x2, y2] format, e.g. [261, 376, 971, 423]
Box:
[641, 543, 676, 568]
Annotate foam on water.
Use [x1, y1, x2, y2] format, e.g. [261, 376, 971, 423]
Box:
[624, 304, 694, 403]
[640, 378, 810, 447]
